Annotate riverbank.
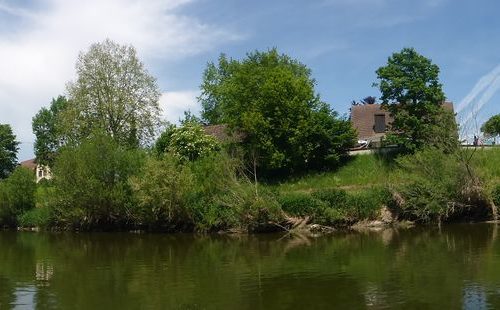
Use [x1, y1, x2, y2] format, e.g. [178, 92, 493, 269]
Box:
[4, 147, 497, 233]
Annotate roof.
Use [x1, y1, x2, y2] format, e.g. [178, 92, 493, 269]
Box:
[20, 158, 37, 171]
[350, 104, 392, 140]
[350, 101, 454, 140]
[203, 124, 244, 142]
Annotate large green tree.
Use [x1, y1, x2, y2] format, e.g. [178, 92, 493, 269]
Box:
[199, 49, 356, 174]
[481, 114, 500, 138]
[375, 48, 457, 152]
[62, 39, 161, 147]
[0, 124, 19, 179]
[32, 96, 68, 166]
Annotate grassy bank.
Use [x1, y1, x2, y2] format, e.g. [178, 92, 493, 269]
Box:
[3, 146, 500, 233]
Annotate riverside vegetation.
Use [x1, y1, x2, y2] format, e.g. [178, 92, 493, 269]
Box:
[0, 42, 497, 232]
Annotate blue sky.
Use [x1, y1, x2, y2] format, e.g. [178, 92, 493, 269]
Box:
[1, 0, 500, 160]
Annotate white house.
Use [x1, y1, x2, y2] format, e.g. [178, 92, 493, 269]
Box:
[20, 159, 52, 183]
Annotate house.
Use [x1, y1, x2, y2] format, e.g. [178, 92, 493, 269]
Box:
[20, 159, 52, 183]
[203, 124, 244, 143]
[350, 101, 454, 147]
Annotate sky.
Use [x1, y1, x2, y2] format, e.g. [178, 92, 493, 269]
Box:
[1, 0, 500, 161]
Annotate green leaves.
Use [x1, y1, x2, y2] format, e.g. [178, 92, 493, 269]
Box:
[0, 124, 19, 179]
[32, 96, 68, 167]
[155, 122, 221, 162]
[62, 39, 161, 148]
[481, 114, 500, 137]
[375, 48, 456, 153]
[199, 48, 356, 174]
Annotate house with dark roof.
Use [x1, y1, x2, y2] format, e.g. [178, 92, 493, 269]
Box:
[20, 159, 52, 183]
[203, 124, 244, 143]
[350, 101, 454, 147]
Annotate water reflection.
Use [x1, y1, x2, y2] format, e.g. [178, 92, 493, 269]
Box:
[0, 224, 500, 309]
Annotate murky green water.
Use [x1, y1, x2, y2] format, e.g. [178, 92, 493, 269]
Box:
[1, 224, 500, 309]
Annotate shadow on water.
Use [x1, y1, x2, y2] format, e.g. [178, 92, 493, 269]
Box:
[1, 224, 500, 309]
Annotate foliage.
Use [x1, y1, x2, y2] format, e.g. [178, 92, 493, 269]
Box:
[481, 114, 500, 137]
[199, 49, 356, 174]
[168, 122, 220, 162]
[185, 153, 282, 231]
[0, 124, 19, 179]
[62, 39, 161, 147]
[17, 207, 52, 228]
[132, 152, 282, 231]
[0, 167, 36, 226]
[394, 148, 491, 222]
[32, 96, 69, 167]
[153, 124, 176, 157]
[130, 155, 193, 229]
[51, 133, 145, 229]
[154, 122, 220, 161]
[375, 48, 457, 153]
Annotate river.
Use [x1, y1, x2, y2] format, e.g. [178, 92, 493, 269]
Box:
[1, 224, 500, 309]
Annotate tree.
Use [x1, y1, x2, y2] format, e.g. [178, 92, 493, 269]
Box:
[62, 39, 161, 147]
[481, 114, 500, 138]
[199, 49, 356, 174]
[375, 47, 457, 152]
[0, 124, 19, 179]
[32, 96, 68, 167]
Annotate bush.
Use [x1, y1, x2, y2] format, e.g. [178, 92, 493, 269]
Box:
[0, 167, 36, 226]
[17, 207, 52, 228]
[130, 155, 193, 230]
[51, 134, 145, 229]
[132, 152, 282, 232]
[492, 184, 500, 207]
[394, 148, 491, 222]
[154, 122, 220, 162]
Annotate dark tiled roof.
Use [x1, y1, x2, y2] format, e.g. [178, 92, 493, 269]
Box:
[350, 101, 454, 140]
[203, 124, 244, 142]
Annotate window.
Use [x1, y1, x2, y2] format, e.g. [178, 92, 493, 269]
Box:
[374, 114, 386, 133]
[38, 170, 43, 178]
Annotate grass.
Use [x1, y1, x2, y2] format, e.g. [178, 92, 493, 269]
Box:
[470, 148, 500, 184]
[272, 147, 500, 196]
[271, 154, 396, 194]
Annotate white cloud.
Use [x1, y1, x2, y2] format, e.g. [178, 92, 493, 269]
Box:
[0, 0, 239, 160]
[159, 90, 200, 124]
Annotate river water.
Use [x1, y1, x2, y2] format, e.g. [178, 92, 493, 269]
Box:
[1, 224, 500, 309]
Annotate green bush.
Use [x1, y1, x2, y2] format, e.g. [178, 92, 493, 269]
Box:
[394, 148, 491, 222]
[130, 155, 193, 230]
[0, 167, 36, 226]
[492, 184, 500, 207]
[17, 207, 52, 228]
[51, 134, 145, 229]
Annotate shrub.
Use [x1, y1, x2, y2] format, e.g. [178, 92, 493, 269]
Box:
[51, 134, 145, 229]
[17, 207, 52, 228]
[394, 148, 491, 222]
[155, 122, 220, 162]
[0, 167, 36, 226]
[130, 155, 193, 230]
[492, 184, 500, 207]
